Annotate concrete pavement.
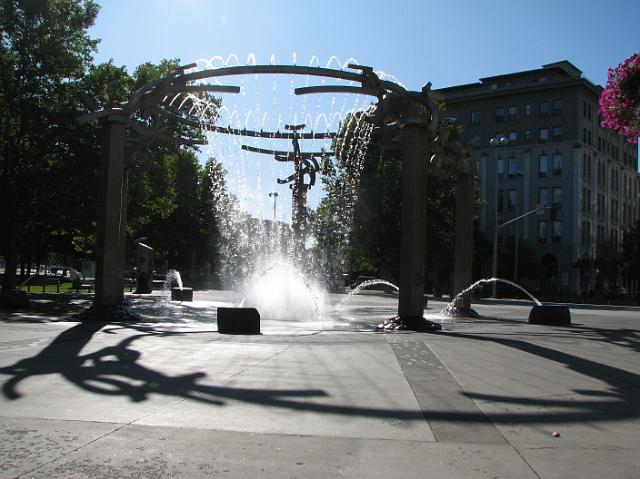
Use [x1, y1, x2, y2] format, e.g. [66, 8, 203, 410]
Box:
[0, 291, 638, 478]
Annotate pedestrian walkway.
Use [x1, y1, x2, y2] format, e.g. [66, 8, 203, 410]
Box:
[0, 293, 638, 478]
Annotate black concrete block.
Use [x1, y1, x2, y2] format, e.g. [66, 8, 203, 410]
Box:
[171, 287, 193, 302]
[217, 307, 261, 334]
[528, 304, 571, 325]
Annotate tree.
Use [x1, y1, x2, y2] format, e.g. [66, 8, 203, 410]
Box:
[0, 0, 99, 290]
[595, 240, 622, 291]
[621, 221, 640, 294]
[309, 108, 461, 291]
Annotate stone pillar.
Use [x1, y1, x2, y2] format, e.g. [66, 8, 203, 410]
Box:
[95, 115, 127, 307]
[454, 171, 475, 310]
[120, 167, 129, 280]
[135, 243, 154, 294]
[397, 119, 428, 319]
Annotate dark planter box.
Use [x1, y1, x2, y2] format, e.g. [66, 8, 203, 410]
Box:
[528, 304, 571, 326]
[171, 287, 193, 302]
[217, 307, 261, 334]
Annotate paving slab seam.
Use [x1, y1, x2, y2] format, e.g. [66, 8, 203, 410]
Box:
[421, 337, 544, 479]
[115, 344, 296, 431]
[10, 419, 131, 479]
[214, 344, 294, 386]
[100, 420, 442, 444]
[471, 390, 622, 405]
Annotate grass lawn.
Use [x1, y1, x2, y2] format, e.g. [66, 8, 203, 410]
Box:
[17, 282, 134, 294]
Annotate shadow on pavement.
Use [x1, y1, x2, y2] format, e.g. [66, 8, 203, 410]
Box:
[444, 330, 640, 423]
[1, 317, 639, 425]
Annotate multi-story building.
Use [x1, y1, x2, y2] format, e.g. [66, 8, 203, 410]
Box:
[436, 61, 639, 297]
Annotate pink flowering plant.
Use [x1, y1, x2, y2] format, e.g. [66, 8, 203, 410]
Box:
[599, 53, 640, 143]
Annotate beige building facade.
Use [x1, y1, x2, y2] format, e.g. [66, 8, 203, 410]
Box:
[436, 61, 639, 297]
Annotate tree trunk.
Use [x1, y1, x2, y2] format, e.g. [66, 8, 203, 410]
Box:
[2, 232, 19, 291]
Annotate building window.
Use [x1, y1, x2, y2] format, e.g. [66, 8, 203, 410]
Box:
[582, 221, 592, 245]
[597, 224, 604, 244]
[495, 107, 505, 122]
[584, 188, 591, 213]
[583, 128, 587, 143]
[497, 189, 504, 212]
[588, 130, 592, 145]
[538, 154, 548, 176]
[524, 129, 531, 142]
[552, 153, 562, 175]
[538, 221, 547, 242]
[497, 158, 505, 177]
[610, 199, 616, 221]
[552, 126, 562, 142]
[587, 155, 592, 179]
[471, 111, 480, 125]
[552, 99, 563, 116]
[597, 193, 605, 216]
[508, 131, 517, 144]
[508, 157, 518, 177]
[508, 105, 517, 121]
[588, 104, 592, 120]
[539, 128, 549, 142]
[538, 187, 549, 206]
[552, 186, 562, 209]
[583, 101, 587, 118]
[539, 101, 549, 117]
[552, 221, 562, 242]
[524, 104, 531, 117]
[508, 189, 516, 211]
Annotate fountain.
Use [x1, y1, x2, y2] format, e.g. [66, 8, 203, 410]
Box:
[164, 269, 193, 302]
[82, 54, 478, 332]
[441, 277, 570, 326]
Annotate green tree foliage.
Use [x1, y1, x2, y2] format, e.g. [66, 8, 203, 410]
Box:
[0, 0, 99, 289]
[311, 111, 460, 291]
[595, 240, 622, 289]
[0, 1, 227, 287]
[309, 113, 371, 276]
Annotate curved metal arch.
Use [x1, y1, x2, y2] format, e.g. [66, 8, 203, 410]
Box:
[156, 106, 338, 139]
[294, 85, 381, 97]
[181, 64, 407, 95]
[241, 145, 331, 159]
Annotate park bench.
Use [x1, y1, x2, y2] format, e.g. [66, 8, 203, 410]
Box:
[72, 277, 95, 293]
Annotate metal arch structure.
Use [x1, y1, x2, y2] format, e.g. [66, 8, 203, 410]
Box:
[179, 63, 442, 330]
[77, 62, 244, 312]
[82, 62, 446, 329]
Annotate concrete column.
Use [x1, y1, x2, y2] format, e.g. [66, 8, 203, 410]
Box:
[454, 171, 474, 309]
[95, 115, 127, 307]
[398, 120, 427, 319]
[120, 167, 129, 279]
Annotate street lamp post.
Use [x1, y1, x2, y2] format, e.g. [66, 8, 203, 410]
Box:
[489, 136, 509, 297]
[268, 192, 278, 222]
[497, 204, 547, 284]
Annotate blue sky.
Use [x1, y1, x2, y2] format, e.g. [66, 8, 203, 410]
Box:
[88, 0, 639, 219]
[90, 0, 638, 90]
